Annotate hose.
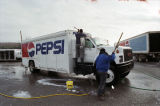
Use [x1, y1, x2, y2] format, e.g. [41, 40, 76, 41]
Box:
[0, 93, 88, 99]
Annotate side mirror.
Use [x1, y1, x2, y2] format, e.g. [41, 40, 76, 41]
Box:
[97, 47, 101, 50]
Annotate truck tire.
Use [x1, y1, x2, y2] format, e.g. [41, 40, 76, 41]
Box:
[29, 61, 37, 73]
[145, 58, 148, 62]
[138, 58, 142, 62]
[105, 69, 120, 86]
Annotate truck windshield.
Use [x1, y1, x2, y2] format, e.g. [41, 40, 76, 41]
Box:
[92, 37, 109, 46]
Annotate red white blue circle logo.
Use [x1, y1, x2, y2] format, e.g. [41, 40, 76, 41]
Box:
[27, 42, 35, 57]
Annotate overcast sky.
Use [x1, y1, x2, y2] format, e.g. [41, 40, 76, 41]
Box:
[0, 0, 160, 45]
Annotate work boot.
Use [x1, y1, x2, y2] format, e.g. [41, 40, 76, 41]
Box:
[98, 96, 105, 101]
[98, 95, 105, 101]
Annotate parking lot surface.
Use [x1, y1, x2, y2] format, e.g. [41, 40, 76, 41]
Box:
[0, 62, 160, 106]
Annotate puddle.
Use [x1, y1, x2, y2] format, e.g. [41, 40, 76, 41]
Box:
[88, 90, 97, 96]
[72, 74, 95, 80]
[37, 78, 82, 93]
[13, 91, 31, 98]
[126, 72, 160, 90]
[37, 79, 67, 88]
[0, 64, 29, 81]
[155, 92, 160, 102]
[37, 78, 81, 93]
[0, 70, 8, 75]
[12, 66, 30, 80]
[66, 89, 80, 93]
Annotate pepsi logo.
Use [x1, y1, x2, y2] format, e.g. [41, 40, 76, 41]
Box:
[28, 42, 35, 57]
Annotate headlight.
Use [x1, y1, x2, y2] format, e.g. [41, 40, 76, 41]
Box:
[119, 56, 123, 63]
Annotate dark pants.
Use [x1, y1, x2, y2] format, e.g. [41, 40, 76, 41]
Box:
[96, 71, 107, 96]
[76, 44, 80, 58]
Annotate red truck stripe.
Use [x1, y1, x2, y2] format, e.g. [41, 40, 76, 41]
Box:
[22, 43, 29, 57]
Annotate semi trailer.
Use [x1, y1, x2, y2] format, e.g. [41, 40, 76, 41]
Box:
[119, 31, 160, 62]
[0, 49, 21, 61]
[0, 42, 21, 61]
[22, 30, 134, 85]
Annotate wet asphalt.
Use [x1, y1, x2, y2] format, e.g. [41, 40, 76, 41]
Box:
[0, 62, 160, 106]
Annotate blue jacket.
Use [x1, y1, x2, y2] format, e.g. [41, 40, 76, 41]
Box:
[95, 53, 115, 72]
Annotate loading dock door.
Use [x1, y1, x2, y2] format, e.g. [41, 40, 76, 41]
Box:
[10, 51, 14, 59]
[149, 33, 160, 52]
[5, 51, 9, 60]
[0, 51, 4, 60]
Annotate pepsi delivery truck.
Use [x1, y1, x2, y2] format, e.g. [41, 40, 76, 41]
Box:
[22, 30, 134, 85]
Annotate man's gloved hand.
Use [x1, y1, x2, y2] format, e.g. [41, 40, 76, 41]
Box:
[80, 45, 84, 49]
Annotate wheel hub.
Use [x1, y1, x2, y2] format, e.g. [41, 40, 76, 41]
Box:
[106, 69, 115, 83]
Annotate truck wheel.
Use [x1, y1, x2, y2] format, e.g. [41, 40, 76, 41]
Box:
[106, 69, 119, 86]
[145, 58, 148, 62]
[138, 58, 142, 62]
[133, 56, 137, 62]
[29, 61, 37, 73]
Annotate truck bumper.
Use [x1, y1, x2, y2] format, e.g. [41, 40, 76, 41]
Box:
[116, 60, 134, 74]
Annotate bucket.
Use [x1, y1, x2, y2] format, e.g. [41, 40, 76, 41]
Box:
[66, 80, 73, 90]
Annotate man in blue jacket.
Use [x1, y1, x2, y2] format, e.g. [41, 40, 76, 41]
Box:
[95, 48, 115, 100]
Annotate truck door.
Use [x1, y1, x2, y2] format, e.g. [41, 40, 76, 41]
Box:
[84, 38, 97, 63]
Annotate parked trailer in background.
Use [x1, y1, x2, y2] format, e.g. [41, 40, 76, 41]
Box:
[119, 31, 160, 62]
[0, 42, 22, 61]
[22, 30, 134, 85]
[0, 49, 21, 61]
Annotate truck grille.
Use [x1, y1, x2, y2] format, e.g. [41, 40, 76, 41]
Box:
[124, 49, 133, 61]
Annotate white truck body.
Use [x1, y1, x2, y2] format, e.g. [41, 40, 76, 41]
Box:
[22, 30, 134, 84]
[22, 31, 73, 73]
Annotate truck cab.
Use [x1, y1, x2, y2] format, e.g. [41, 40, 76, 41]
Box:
[74, 33, 134, 85]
